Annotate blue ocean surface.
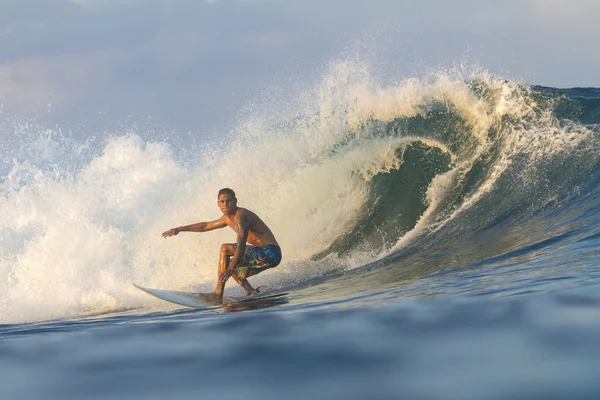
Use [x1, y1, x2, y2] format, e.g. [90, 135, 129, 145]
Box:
[1, 69, 600, 399]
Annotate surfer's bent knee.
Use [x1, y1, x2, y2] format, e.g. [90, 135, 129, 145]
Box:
[219, 243, 236, 255]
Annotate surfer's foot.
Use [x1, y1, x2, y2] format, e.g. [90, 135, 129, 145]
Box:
[198, 292, 223, 304]
[247, 286, 267, 297]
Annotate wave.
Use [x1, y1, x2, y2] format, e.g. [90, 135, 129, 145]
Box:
[320, 78, 600, 258]
[1, 60, 599, 323]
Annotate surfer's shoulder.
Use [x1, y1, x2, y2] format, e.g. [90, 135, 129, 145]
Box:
[236, 208, 259, 223]
[237, 207, 252, 217]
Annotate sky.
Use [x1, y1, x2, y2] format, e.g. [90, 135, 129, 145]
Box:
[0, 0, 599, 137]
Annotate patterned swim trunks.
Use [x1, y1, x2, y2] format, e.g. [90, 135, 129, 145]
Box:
[234, 245, 282, 280]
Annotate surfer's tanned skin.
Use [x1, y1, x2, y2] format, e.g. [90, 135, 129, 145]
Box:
[161, 189, 280, 303]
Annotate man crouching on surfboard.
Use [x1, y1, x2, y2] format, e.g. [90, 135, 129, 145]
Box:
[161, 188, 282, 303]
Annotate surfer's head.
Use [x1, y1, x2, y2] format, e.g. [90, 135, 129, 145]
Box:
[217, 188, 238, 215]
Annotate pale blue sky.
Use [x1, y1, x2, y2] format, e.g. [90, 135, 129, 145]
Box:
[1, 0, 598, 136]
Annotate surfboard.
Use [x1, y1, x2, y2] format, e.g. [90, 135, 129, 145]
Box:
[133, 283, 289, 309]
[133, 283, 228, 308]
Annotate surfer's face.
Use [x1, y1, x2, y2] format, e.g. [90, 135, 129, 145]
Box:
[218, 193, 237, 215]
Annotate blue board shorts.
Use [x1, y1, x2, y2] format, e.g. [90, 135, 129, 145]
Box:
[234, 245, 282, 280]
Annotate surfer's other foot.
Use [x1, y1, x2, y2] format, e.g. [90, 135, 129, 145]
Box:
[255, 286, 267, 294]
[246, 286, 267, 298]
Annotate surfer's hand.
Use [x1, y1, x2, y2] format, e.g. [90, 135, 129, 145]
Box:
[219, 267, 234, 282]
[162, 228, 180, 238]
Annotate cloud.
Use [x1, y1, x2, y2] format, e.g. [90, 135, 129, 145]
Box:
[0, 51, 115, 113]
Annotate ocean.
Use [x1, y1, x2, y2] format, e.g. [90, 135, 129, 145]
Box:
[1, 63, 600, 399]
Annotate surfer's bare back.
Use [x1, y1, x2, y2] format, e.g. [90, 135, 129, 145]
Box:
[161, 188, 282, 303]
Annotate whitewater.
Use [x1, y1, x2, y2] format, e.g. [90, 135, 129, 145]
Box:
[2, 61, 600, 399]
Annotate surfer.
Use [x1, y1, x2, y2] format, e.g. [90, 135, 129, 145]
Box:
[161, 188, 282, 303]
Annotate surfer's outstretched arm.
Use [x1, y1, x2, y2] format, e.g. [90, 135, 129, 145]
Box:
[162, 218, 227, 237]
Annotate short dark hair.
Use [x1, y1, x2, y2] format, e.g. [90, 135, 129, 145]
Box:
[218, 188, 236, 198]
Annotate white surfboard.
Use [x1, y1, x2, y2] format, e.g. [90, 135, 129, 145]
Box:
[133, 283, 229, 308]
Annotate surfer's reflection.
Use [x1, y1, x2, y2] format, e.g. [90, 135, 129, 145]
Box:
[222, 293, 289, 313]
